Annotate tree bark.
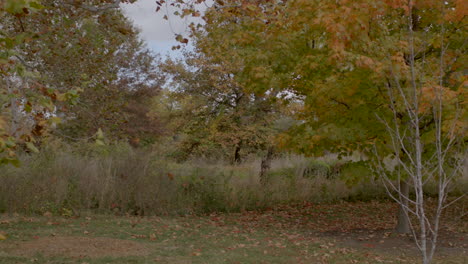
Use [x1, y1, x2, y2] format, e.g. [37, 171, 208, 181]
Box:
[233, 143, 241, 164]
[395, 179, 411, 234]
[259, 146, 274, 185]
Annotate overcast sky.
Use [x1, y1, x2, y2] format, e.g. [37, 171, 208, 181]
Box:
[120, 0, 202, 57]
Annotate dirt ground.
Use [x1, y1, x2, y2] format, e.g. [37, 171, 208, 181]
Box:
[1, 225, 466, 261]
[324, 229, 468, 257]
[1, 230, 466, 262]
[0, 200, 466, 263]
[1, 236, 150, 258]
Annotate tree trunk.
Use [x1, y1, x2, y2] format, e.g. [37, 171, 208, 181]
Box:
[395, 179, 411, 234]
[259, 146, 274, 185]
[233, 144, 241, 164]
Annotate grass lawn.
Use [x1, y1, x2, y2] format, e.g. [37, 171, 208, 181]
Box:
[0, 201, 466, 263]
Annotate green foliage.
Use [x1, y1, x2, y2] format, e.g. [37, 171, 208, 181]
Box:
[172, 0, 467, 191]
[1, 0, 164, 168]
[267, 167, 296, 180]
[178, 168, 233, 213]
[0, 0, 47, 165]
[24, 1, 164, 141]
[158, 52, 286, 162]
[2, 0, 43, 14]
[339, 161, 374, 187]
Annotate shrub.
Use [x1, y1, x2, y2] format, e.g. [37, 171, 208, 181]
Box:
[302, 160, 331, 178]
[1, 147, 462, 216]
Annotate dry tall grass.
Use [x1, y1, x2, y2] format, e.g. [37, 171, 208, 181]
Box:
[1, 143, 464, 216]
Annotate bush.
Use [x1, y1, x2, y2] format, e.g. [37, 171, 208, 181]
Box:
[302, 160, 331, 178]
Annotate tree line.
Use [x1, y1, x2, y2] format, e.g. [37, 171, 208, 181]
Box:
[1, 1, 466, 263]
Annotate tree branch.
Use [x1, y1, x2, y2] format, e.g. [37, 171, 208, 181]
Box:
[330, 98, 350, 110]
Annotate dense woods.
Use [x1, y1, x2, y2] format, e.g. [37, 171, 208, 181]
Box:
[0, 1, 466, 263]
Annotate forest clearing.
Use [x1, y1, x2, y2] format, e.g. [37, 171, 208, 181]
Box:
[0, 150, 466, 263]
[1, 0, 466, 263]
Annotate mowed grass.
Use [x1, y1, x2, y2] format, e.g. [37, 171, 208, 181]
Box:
[0, 201, 466, 264]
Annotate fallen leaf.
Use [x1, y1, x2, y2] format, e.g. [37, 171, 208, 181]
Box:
[131, 234, 147, 239]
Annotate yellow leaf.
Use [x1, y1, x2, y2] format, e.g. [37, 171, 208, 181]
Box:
[26, 142, 39, 153]
[0, 234, 7, 240]
[95, 139, 105, 146]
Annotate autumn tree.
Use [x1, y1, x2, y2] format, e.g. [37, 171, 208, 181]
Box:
[0, 0, 71, 165]
[157, 50, 285, 163]
[367, 2, 467, 263]
[160, 0, 466, 262]
[1, 0, 163, 149]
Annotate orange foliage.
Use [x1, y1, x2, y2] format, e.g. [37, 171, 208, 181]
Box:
[384, 0, 411, 13]
[419, 85, 459, 114]
[447, 0, 468, 22]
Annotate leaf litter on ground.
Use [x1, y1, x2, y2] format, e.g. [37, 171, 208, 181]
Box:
[0, 200, 466, 263]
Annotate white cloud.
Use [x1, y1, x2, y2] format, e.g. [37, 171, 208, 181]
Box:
[120, 0, 203, 55]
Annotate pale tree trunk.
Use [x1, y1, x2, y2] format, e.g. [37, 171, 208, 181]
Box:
[373, 2, 466, 263]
